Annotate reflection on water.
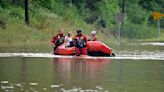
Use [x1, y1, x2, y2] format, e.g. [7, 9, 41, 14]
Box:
[52, 58, 110, 87]
[0, 57, 110, 92]
[51, 58, 111, 92]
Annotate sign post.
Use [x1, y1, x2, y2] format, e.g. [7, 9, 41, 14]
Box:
[152, 12, 164, 38]
[116, 13, 125, 46]
[158, 19, 160, 38]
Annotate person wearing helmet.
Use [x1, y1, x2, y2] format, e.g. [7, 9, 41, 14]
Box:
[73, 28, 88, 56]
[51, 29, 65, 53]
[91, 31, 98, 41]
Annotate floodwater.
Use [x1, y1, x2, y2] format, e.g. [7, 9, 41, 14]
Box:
[0, 42, 164, 92]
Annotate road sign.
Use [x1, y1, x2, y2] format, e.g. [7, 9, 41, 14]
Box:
[116, 13, 125, 23]
[152, 12, 164, 20]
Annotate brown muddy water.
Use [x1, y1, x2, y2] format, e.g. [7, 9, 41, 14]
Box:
[0, 42, 164, 92]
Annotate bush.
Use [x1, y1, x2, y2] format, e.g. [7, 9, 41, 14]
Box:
[120, 23, 157, 39]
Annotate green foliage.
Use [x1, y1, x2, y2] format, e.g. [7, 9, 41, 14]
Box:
[98, 0, 119, 27]
[0, 21, 49, 45]
[0, 0, 163, 46]
[120, 0, 149, 25]
[139, 0, 162, 11]
[121, 23, 157, 39]
[0, 0, 24, 8]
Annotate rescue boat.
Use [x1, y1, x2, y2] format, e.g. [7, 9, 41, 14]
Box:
[54, 44, 75, 55]
[54, 41, 115, 57]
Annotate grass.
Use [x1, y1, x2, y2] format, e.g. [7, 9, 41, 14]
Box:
[0, 4, 164, 50]
[0, 5, 95, 47]
[142, 33, 164, 42]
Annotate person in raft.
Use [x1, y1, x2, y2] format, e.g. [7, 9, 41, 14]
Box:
[73, 28, 88, 56]
[65, 31, 74, 47]
[91, 31, 98, 41]
[51, 29, 65, 53]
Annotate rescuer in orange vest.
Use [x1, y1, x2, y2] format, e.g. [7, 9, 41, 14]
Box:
[73, 28, 88, 56]
[51, 29, 65, 53]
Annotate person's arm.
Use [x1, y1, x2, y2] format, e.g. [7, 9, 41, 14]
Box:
[95, 36, 98, 41]
[64, 36, 67, 43]
[72, 36, 77, 46]
[51, 35, 57, 47]
[93, 36, 98, 41]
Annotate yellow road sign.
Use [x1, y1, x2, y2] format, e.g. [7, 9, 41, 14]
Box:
[152, 12, 164, 20]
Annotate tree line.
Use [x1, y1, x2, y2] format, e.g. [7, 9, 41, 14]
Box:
[0, 0, 163, 39]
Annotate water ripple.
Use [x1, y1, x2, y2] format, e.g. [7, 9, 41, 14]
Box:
[0, 51, 164, 60]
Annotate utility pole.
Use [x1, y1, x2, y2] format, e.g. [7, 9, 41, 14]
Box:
[25, 0, 29, 26]
[122, 0, 125, 13]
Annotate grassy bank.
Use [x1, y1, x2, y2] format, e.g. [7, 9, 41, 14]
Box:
[0, 1, 164, 49]
[140, 31, 164, 42]
[0, 5, 95, 46]
[0, 4, 117, 47]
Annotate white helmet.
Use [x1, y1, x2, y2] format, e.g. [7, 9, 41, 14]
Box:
[91, 31, 96, 35]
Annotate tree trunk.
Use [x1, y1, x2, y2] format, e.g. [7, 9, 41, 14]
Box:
[12, 0, 15, 4]
[25, 0, 29, 26]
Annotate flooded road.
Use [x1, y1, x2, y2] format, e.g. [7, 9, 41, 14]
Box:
[0, 42, 164, 92]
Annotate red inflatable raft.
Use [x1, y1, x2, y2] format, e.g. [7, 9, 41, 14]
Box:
[54, 41, 115, 56]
